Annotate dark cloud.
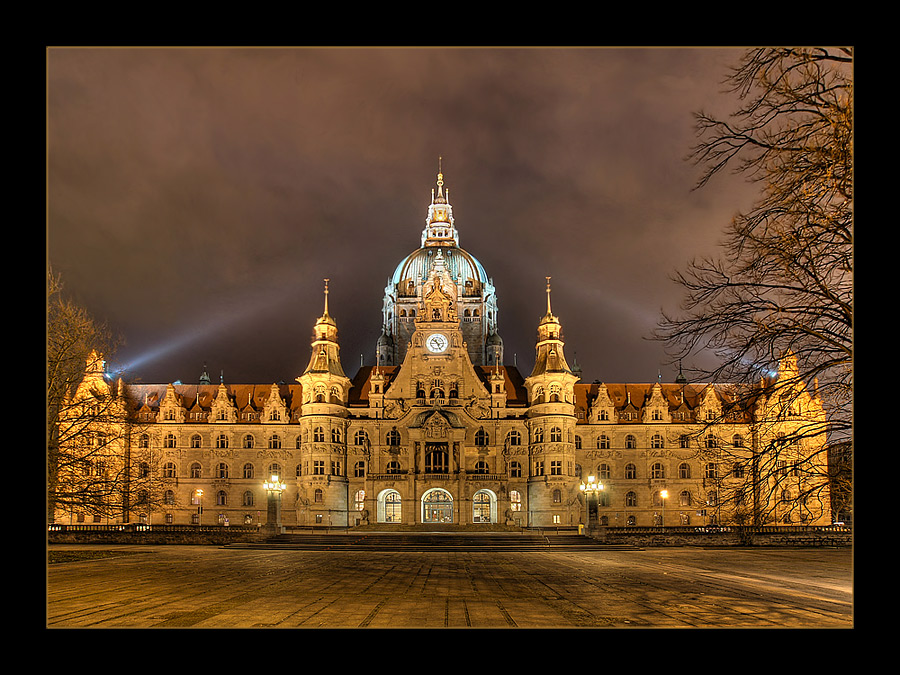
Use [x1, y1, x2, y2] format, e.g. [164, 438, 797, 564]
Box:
[48, 47, 759, 386]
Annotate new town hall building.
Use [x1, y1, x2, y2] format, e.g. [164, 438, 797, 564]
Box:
[59, 170, 832, 529]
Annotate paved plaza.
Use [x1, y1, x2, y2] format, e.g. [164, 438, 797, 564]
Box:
[46, 544, 853, 629]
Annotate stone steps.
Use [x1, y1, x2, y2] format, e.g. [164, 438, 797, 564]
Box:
[227, 532, 640, 551]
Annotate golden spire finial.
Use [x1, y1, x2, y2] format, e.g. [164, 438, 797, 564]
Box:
[546, 276, 553, 316]
[323, 278, 330, 316]
[436, 156, 444, 197]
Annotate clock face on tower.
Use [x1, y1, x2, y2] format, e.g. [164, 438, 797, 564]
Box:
[426, 333, 449, 353]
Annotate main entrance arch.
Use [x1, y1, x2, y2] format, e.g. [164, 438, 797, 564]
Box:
[421, 488, 453, 523]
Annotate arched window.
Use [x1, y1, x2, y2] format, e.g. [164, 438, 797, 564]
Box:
[651, 462, 665, 479]
[380, 490, 402, 523]
[216, 434, 229, 449]
[550, 426, 562, 443]
[679, 462, 692, 479]
[506, 430, 521, 446]
[385, 460, 401, 474]
[705, 463, 718, 479]
[332, 427, 343, 444]
[354, 460, 365, 478]
[474, 428, 488, 446]
[679, 490, 692, 506]
[354, 429, 369, 446]
[313, 427, 325, 443]
[163, 490, 176, 505]
[597, 463, 611, 480]
[533, 427, 544, 443]
[314, 488, 323, 503]
[509, 460, 522, 478]
[705, 434, 718, 448]
[473, 460, 489, 474]
[625, 463, 637, 479]
[625, 491, 638, 507]
[732, 434, 745, 448]
[164, 433, 176, 448]
[597, 435, 610, 449]
[242, 491, 255, 507]
[216, 463, 229, 479]
[625, 434, 636, 449]
[651, 434, 664, 449]
[139, 434, 150, 448]
[268, 434, 281, 449]
[163, 462, 177, 478]
[191, 434, 201, 449]
[216, 490, 227, 506]
[472, 490, 494, 523]
[243, 434, 254, 449]
[679, 434, 691, 449]
[267, 463, 282, 478]
[386, 429, 401, 446]
[190, 463, 202, 478]
[243, 463, 254, 479]
[552, 489, 562, 504]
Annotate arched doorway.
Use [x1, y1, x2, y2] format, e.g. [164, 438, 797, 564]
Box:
[472, 489, 497, 523]
[377, 489, 402, 523]
[422, 488, 453, 523]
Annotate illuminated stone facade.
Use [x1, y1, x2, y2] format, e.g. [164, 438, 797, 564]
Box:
[55, 170, 833, 529]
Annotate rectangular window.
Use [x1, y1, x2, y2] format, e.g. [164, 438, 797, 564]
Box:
[534, 461, 544, 476]
[313, 461, 325, 475]
[550, 461, 562, 475]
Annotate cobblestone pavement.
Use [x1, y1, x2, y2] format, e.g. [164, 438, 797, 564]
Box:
[46, 545, 853, 628]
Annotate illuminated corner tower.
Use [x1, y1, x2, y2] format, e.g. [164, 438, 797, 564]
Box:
[295, 279, 352, 526]
[524, 278, 581, 527]
[379, 162, 502, 367]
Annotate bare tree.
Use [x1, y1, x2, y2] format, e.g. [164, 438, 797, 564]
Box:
[656, 48, 853, 525]
[47, 269, 164, 524]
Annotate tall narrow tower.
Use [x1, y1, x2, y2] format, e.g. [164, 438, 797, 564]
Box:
[524, 278, 581, 527]
[295, 280, 352, 526]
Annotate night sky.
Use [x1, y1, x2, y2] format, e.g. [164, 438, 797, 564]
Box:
[47, 47, 759, 387]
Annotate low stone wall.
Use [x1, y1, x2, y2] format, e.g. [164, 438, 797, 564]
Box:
[591, 525, 852, 547]
[48, 524, 268, 546]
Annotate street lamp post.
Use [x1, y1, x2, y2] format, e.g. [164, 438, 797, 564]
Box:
[263, 474, 287, 536]
[195, 489, 203, 527]
[660, 489, 669, 530]
[579, 475, 605, 537]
